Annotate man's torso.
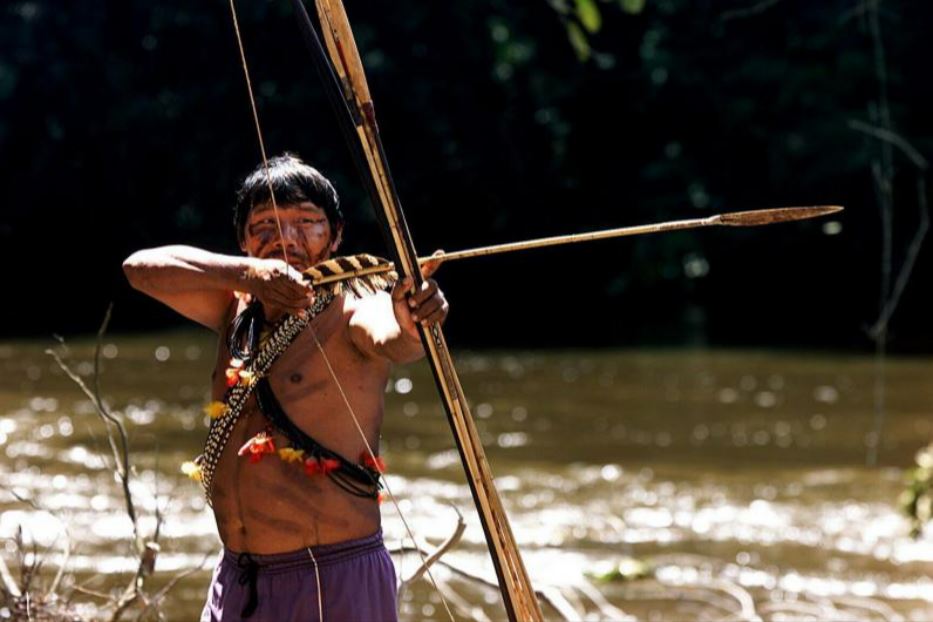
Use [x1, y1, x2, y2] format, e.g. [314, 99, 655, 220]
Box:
[209, 295, 390, 554]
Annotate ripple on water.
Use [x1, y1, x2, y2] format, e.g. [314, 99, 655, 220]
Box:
[2, 345, 932, 619]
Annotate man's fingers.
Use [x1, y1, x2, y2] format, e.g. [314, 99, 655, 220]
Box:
[393, 276, 445, 324]
[262, 290, 308, 314]
[417, 300, 449, 325]
[423, 302, 449, 324]
[410, 296, 441, 322]
[420, 261, 441, 278]
[408, 279, 438, 307]
[420, 250, 445, 278]
[269, 286, 311, 309]
[391, 277, 414, 302]
[271, 276, 314, 300]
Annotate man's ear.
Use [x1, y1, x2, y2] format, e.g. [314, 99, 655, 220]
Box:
[330, 224, 344, 252]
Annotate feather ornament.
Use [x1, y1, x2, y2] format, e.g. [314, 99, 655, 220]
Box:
[303, 253, 398, 297]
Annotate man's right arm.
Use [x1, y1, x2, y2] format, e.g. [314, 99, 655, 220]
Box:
[123, 246, 313, 333]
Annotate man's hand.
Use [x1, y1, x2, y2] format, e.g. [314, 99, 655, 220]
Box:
[243, 258, 315, 318]
[391, 277, 449, 339]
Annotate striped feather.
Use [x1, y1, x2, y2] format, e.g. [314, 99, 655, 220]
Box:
[303, 253, 397, 297]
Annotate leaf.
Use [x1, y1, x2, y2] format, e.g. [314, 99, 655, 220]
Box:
[547, 0, 571, 15]
[566, 22, 590, 62]
[575, 0, 602, 33]
[620, 0, 647, 14]
[586, 557, 653, 582]
[919, 495, 933, 523]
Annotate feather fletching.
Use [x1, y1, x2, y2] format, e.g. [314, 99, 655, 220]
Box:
[303, 253, 398, 297]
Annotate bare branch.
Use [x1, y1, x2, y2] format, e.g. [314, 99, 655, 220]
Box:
[832, 595, 904, 622]
[134, 553, 212, 622]
[536, 586, 582, 620]
[46, 303, 141, 548]
[576, 580, 635, 620]
[2, 486, 75, 601]
[719, 0, 781, 22]
[869, 177, 930, 338]
[389, 543, 589, 621]
[849, 119, 929, 170]
[72, 586, 118, 601]
[46, 355, 139, 537]
[398, 507, 465, 589]
[0, 554, 21, 598]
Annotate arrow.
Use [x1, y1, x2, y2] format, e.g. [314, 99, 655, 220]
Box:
[305, 205, 843, 288]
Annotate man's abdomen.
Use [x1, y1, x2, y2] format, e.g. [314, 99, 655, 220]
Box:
[211, 418, 381, 554]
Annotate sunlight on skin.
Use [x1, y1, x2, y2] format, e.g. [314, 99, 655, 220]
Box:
[240, 200, 342, 273]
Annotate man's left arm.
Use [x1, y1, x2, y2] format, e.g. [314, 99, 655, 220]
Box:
[347, 278, 449, 364]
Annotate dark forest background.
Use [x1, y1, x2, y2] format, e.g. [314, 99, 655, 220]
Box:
[2, 0, 931, 351]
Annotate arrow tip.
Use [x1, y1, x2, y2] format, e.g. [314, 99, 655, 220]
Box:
[717, 205, 844, 227]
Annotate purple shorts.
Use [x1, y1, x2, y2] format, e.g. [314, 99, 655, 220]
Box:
[201, 531, 398, 621]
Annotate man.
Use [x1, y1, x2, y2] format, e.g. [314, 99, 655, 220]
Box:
[123, 153, 448, 621]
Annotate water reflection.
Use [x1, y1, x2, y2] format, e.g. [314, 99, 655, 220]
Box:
[0, 334, 931, 620]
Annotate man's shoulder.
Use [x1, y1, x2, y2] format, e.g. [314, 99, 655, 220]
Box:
[342, 289, 392, 312]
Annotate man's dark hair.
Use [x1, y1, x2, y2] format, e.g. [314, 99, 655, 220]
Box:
[234, 153, 344, 244]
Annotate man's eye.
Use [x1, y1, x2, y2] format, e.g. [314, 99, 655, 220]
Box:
[248, 220, 275, 234]
[302, 218, 326, 225]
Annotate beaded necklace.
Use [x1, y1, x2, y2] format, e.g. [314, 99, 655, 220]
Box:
[183, 293, 384, 503]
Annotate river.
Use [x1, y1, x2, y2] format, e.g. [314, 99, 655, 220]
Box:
[0, 331, 931, 620]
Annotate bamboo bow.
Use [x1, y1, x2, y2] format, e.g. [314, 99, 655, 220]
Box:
[290, 1, 544, 619]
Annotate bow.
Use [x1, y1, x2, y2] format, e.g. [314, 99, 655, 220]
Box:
[290, 0, 543, 619]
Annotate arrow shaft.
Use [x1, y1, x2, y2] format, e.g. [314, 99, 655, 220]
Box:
[307, 205, 843, 287]
[434, 205, 840, 264]
[436, 216, 715, 263]
[307, 218, 713, 286]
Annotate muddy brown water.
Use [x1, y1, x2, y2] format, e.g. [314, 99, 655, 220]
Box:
[0, 331, 931, 620]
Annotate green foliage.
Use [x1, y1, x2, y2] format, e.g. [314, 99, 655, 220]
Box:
[587, 557, 654, 582]
[900, 442, 933, 538]
[3, 0, 933, 348]
[620, 0, 647, 14]
[575, 0, 602, 33]
[557, 0, 643, 63]
[566, 21, 591, 61]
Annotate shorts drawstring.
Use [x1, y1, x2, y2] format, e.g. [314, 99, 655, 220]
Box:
[237, 552, 260, 618]
[307, 546, 324, 622]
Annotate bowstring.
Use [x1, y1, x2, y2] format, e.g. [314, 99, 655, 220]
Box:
[308, 331, 456, 622]
[228, 0, 290, 268]
[227, 3, 456, 620]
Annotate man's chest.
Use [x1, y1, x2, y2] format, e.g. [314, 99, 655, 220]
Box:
[212, 300, 386, 412]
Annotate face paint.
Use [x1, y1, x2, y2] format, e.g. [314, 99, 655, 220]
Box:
[243, 201, 340, 270]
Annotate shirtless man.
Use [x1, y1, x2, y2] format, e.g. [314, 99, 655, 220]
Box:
[123, 154, 448, 621]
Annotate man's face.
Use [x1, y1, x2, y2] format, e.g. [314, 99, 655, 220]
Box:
[241, 201, 341, 271]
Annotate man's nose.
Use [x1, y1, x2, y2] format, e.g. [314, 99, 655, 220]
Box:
[279, 220, 306, 241]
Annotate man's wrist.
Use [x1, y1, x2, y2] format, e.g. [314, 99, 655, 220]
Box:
[235, 257, 264, 295]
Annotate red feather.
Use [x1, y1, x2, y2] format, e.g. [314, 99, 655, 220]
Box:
[321, 458, 340, 474]
[360, 452, 386, 473]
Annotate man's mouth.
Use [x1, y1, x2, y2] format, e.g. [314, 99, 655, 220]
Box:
[263, 248, 312, 267]
[266, 249, 300, 260]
